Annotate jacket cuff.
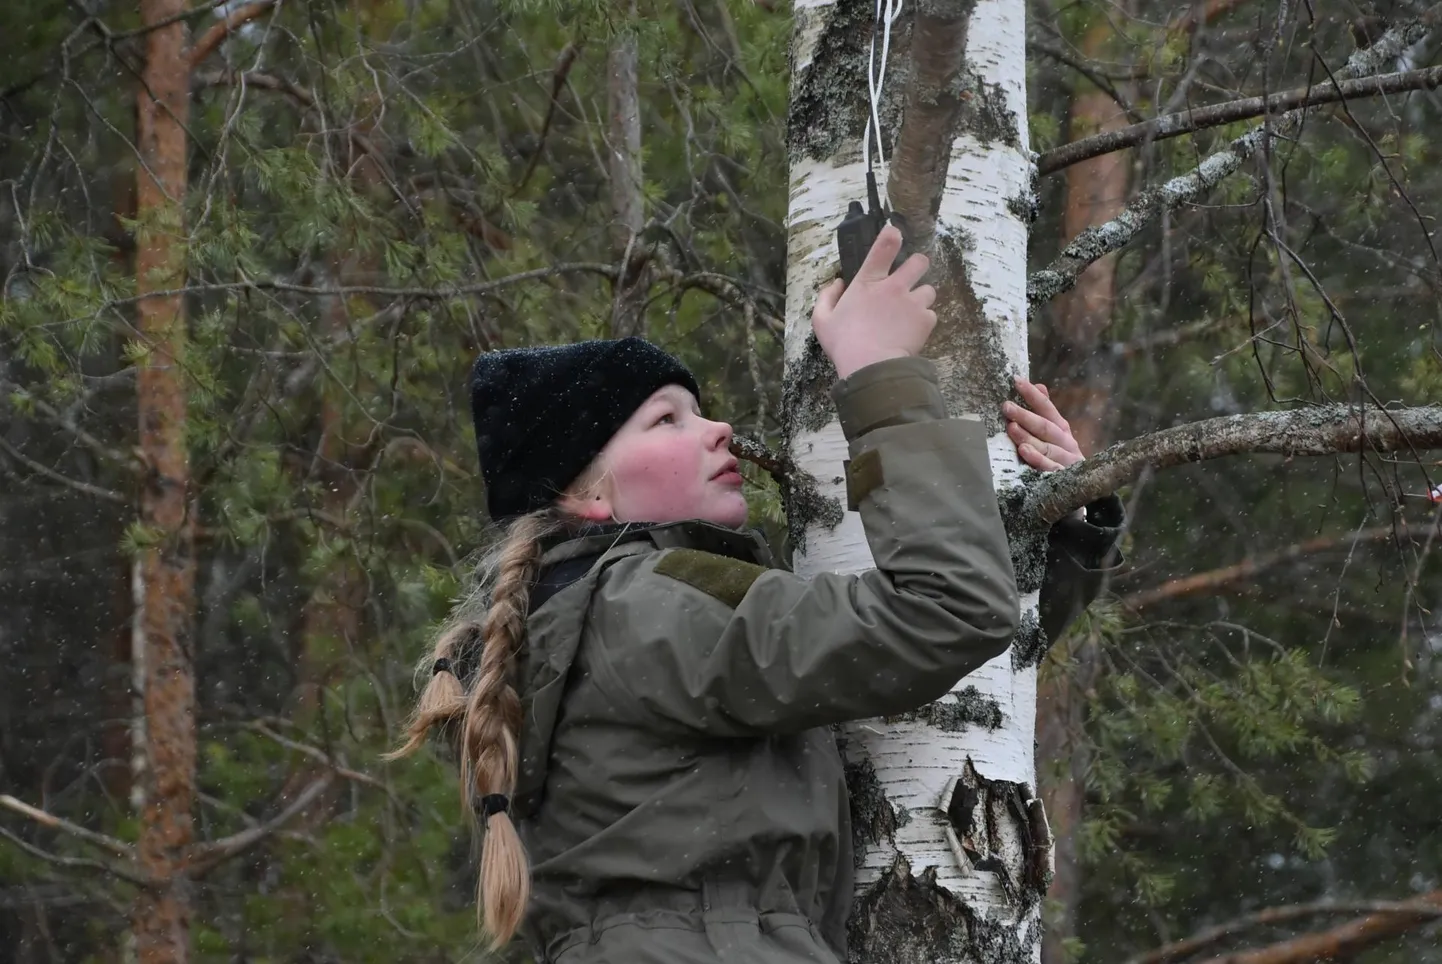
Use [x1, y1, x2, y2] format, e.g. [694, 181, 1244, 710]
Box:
[830, 356, 951, 441]
[1052, 493, 1126, 571]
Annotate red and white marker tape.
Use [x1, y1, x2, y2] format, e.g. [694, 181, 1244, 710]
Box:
[1431, 483, 1442, 504]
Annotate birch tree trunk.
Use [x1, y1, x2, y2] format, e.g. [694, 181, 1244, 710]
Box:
[133, 2, 195, 962]
[782, 0, 1046, 961]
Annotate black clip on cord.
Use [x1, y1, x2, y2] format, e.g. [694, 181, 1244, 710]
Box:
[836, 166, 909, 286]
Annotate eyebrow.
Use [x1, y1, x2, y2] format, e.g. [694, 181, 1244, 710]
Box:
[646, 387, 701, 414]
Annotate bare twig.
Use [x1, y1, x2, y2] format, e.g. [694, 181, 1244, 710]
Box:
[0, 796, 133, 857]
[1038, 65, 1442, 176]
[188, 0, 278, 69]
[1189, 890, 1442, 964]
[1026, 405, 1442, 525]
[0, 827, 150, 887]
[1028, 5, 1442, 310]
[1119, 524, 1434, 610]
[244, 722, 388, 791]
[0, 437, 128, 503]
[187, 774, 334, 877]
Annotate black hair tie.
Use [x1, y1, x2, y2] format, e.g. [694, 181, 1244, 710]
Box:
[477, 794, 510, 819]
[431, 657, 453, 676]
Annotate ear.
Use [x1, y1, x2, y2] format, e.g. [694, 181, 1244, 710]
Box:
[556, 485, 614, 522]
[565, 492, 614, 522]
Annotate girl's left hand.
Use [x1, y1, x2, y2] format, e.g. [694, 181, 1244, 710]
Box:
[1003, 377, 1084, 471]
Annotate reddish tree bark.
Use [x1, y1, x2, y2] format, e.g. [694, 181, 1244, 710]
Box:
[133, 2, 195, 963]
[1036, 21, 1130, 964]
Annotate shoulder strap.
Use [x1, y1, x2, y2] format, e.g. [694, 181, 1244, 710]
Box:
[513, 540, 652, 818]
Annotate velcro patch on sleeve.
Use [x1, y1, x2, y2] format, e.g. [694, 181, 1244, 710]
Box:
[653, 548, 767, 609]
[844, 448, 885, 511]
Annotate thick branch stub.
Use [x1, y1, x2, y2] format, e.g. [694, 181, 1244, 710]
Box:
[887, 0, 976, 247]
[1026, 405, 1442, 526]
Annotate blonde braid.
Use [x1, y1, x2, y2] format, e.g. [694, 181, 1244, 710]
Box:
[461, 510, 551, 947]
[387, 509, 563, 947]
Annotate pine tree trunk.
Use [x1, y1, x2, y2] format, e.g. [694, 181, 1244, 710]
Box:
[782, 0, 1044, 961]
[1034, 22, 1130, 964]
[133, 3, 195, 963]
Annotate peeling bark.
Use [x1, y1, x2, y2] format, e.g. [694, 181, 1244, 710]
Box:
[783, 1, 1042, 960]
[133, 2, 195, 962]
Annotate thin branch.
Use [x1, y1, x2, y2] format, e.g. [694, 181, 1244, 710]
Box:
[1025, 405, 1442, 526]
[0, 826, 150, 887]
[1028, 5, 1442, 310]
[0, 795, 133, 857]
[1190, 890, 1442, 964]
[0, 436, 128, 503]
[1038, 65, 1442, 176]
[187, 774, 334, 877]
[1169, 0, 1254, 36]
[1119, 524, 1434, 610]
[194, 67, 314, 108]
[188, 0, 277, 69]
[244, 722, 388, 791]
[499, 41, 582, 210]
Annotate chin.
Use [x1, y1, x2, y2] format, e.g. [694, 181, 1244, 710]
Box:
[707, 496, 751, 530]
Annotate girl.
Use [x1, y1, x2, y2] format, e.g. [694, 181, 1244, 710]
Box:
[392, 227, 1123, 963]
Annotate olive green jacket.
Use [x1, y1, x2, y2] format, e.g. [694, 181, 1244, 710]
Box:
[510, 357, 1123, 964]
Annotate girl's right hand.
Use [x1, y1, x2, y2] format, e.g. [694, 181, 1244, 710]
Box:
[812, 225, 937, 380]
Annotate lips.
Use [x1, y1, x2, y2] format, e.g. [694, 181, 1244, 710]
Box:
[711, 459, 742, 484]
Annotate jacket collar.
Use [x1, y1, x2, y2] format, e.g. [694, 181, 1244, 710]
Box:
[537, 519, 775, 573]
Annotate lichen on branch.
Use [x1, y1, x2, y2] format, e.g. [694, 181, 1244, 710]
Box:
[1023, 405, 1442, 527]
[1027, 4, 1442, 311]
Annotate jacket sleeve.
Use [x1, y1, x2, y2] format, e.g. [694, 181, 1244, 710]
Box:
[583, 355, 1022, 737]
[1037, 494, 1125, 643]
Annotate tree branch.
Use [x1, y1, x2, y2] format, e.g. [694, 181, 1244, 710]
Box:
[1131, 896, 1442, 964]
[1038, 65, 1442, 177]
[1191, 890, 1442, 964]
[0, 436, 128, 503]
[1027, 5, 1442, 310]
[887, 0, 974, 249]
[188, 0, 277, 69]
[1025, 405, 1442, 526]
[0, 795, 134, 857]
[187, 774, 334, 877]
[0, 826, 150, 887]
[243, 722, 389, 791]
[1119, 524, 1433, 610]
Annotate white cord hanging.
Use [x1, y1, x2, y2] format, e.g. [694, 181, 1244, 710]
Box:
[862, 0, 904, 205]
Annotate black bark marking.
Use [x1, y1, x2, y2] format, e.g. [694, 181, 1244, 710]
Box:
[893, 685, 1003, 731]
[788, 0, 908, 163]
[1009, 609, 1049, 670]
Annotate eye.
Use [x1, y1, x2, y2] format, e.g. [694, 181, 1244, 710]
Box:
[654, 412, 676, 426]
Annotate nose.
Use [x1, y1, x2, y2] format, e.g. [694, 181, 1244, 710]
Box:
[706, 417, 733, 450]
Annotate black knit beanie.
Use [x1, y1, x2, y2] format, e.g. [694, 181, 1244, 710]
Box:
[468, 337, 702, 520]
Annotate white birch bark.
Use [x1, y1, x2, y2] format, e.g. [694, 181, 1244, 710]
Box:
[783, 0, 1043, 960]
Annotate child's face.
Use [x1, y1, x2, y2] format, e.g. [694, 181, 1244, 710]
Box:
[563, 384, 748, 528]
